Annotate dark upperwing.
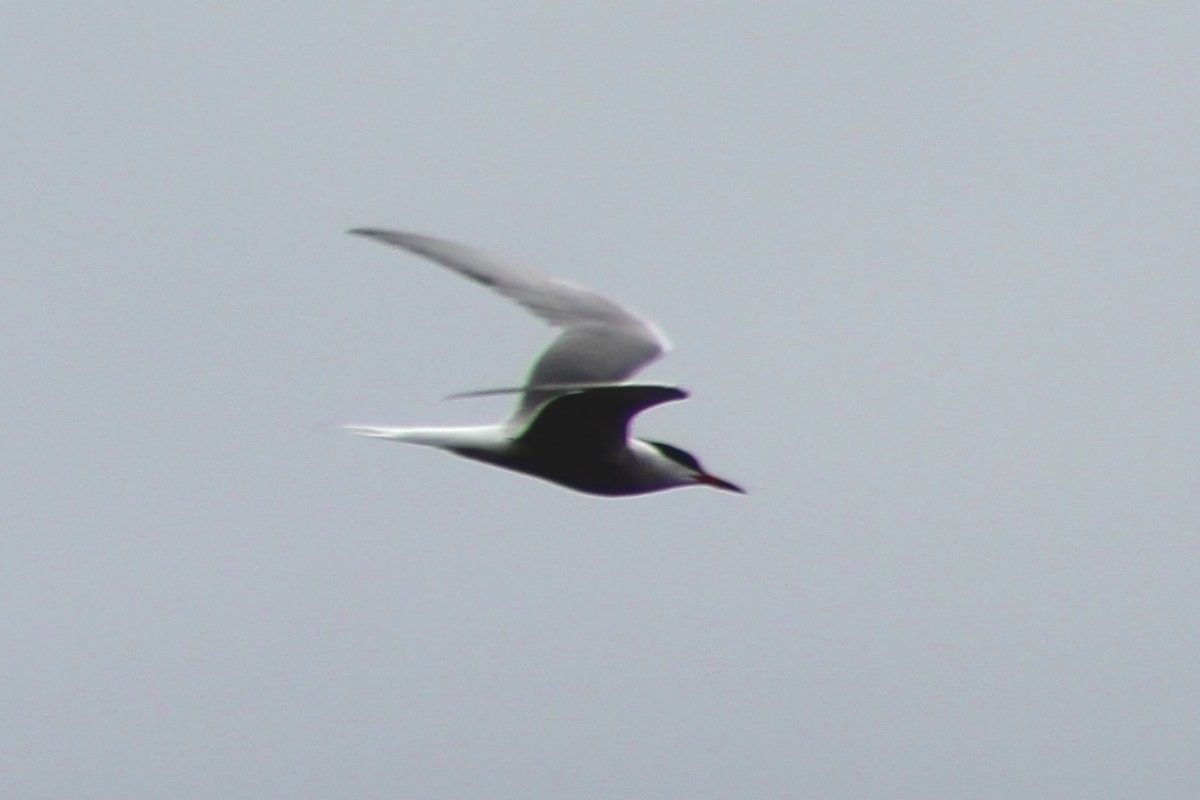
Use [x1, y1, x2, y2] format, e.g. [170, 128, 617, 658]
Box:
[517, 384, 688, 452]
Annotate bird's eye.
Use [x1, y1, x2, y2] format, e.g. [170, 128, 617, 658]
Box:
[646, 440, 703, 472]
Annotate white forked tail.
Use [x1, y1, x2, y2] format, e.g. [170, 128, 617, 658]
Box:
[343, 425, 408, 440]
[342, 424, 507, 450]
[342, 425, 446, 446]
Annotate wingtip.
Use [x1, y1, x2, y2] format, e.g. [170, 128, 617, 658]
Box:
[442, 382, 689, 402]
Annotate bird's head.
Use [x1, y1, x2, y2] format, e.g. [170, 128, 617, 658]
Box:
[645, 441, 745, 494]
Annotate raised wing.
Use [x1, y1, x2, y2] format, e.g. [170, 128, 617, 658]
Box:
[349, 229, 669, 420]
[516, 384, 688, 453]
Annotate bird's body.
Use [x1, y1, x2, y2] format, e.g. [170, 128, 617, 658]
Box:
[344, 229, 743, 497]
[346, 423, 698, 496]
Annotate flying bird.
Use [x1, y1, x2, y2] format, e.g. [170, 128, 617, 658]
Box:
[344, 229, 744, 497]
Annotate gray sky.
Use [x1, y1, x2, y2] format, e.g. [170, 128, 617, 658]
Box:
[5, 3, 1198, 798]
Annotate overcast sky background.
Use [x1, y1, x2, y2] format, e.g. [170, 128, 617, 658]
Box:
[5, 3, 1197, 798]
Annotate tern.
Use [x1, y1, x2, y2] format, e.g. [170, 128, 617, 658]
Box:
[344, 229, 744, 497]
